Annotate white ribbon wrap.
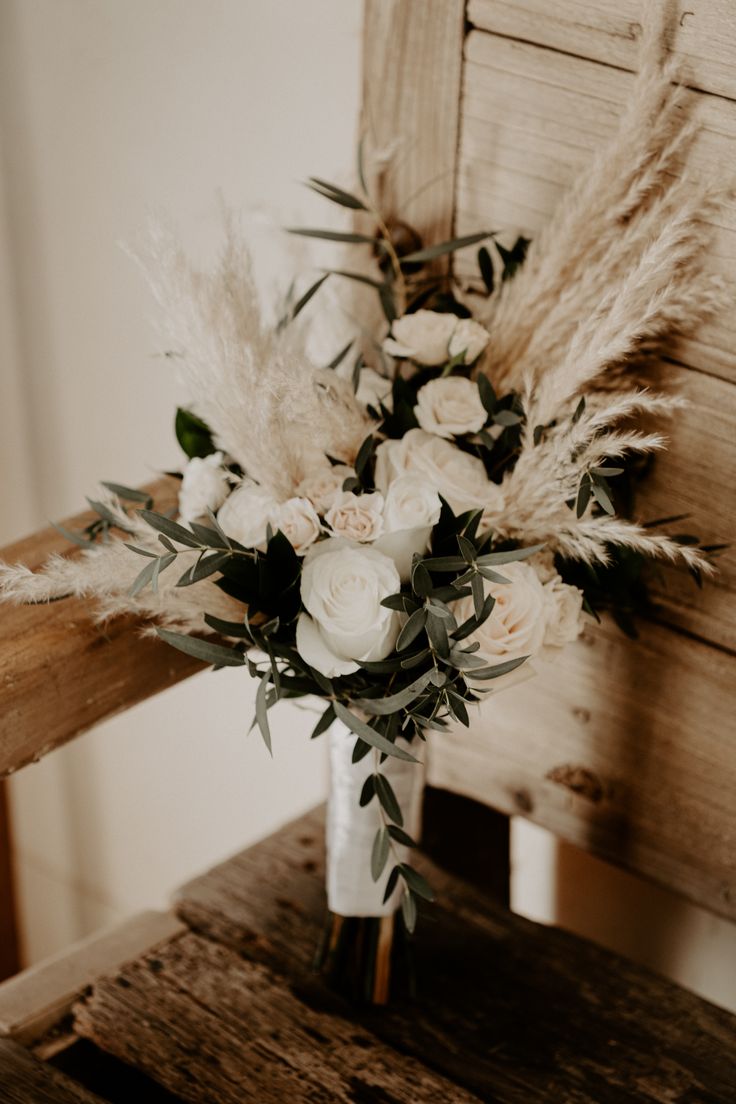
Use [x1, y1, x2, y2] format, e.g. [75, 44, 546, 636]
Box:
[327, 721, 425, 917]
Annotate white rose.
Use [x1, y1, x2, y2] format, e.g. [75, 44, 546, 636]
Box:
[447, 318, 490, 364]
[454, 560, 547, 664]
[275, 497, 321, 555]
[296, 465, 354, 515]
[374, 428, 505, 517]
[296, 538, 401, 677]
[325, 492, 385, 542]
[178, 452, 229, 524]
[382, 310, 457, 366]
[414, 377, 487, 439]
[542, 576, 585, 649]
[217, 481, 278, 550]
[356, 367, 393, 413]
[374, 474, 442, 582]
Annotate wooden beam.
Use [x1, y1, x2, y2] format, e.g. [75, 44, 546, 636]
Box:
[0, 1038, 105, 1104]
[0, 478, 204, 778]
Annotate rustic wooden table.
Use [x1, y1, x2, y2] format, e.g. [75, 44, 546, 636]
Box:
[1, 808, 735, 1103]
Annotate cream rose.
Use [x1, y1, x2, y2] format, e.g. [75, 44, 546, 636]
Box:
[325, 491, 384, 542]
[448, 318, 491, 364]
[275, 497, 321, 555]
[296, 465, 354, 515]
[374, 474, 442, 582]
[383, 310, 456, 366]
[454, 560, 547, 664]
[178, 452, 229, 524]
[374, 428, 504, 517]
[383, 310, 491, 367]
[216, 481, 278, 550]
[296, 538, 401, 677]
[414, 377, 488, 439]
[542, 576, 585, 649]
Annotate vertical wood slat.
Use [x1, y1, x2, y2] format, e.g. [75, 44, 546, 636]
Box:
[360, 1, 516, 891]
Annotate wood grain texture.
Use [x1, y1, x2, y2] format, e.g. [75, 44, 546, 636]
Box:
[456, 30, 736, 383]
[0, 1037, 104, 1104]
[0, 910, 183, 1047]
[74, 930, 480, 1104]
[361, 0, 465, 249]
[427, 619, 736, 921]
[468, 0, 736, 101]
[168, 810, 736, 1102]
[0, 478, 204, 778]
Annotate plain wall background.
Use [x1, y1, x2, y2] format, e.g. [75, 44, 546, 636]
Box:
[0, 0, 733, 1012]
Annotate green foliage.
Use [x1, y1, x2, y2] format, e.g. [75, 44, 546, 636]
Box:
[175, 408, 216, 460]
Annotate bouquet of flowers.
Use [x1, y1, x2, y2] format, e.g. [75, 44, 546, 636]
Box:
[0, 25, 722, 1002]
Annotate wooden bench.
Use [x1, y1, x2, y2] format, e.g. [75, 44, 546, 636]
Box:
[1, 2, 734, 1100]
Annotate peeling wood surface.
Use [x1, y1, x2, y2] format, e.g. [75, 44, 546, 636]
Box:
[427, 620, 736, 921]
[468, 0, 736, 101]
[0, 477, 203, 778]
[0, 1038, 104, 1104]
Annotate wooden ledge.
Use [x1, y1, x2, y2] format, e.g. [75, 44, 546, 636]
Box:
[0, 478, 203, 778]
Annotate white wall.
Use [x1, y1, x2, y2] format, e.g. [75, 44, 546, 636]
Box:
[0, 0, 363, 962]
[1, 0, 733, 1017]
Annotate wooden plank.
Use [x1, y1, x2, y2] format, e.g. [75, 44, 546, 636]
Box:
[468, 0, 736, 101]
[426, 619, 735, 921]
[361, 0, 465, 248]
[0, 783, 19, 981]
[172, 811, 736, 1102]
[0, 910, 184, 1047]
[74, 929, 480, 1104]
[0, 477, 204, 778]
[0, 1037, 105, 1104]
[455, 30, 736, 384]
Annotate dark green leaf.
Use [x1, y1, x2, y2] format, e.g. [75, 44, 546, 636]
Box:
[203, 613, 252, 639]
[411, 561, 433, 597]
[396, 607, 427, 651]
[175, 407, 215, 460]
[327, 268, 384, 290]
[333, 704, 419, 762]
[101, 482, 153, 507]
[255, 672, 272, 755]
[420, 555, 466, 572]
[576, 474, 592, 519]
[477, 246, 495, 294]
[306, 176, 367, 210]
[401, 229, 495, 264]
[492, 409, 522, 427]
[571, 396, 586, 424]
[477, 373, 497, 415]
[471, 572, 484, 619]
[325, 339, 354, 371]
[496, 235, 530, 281]
[399, 864, 435, 901]
[86, 498, 135, 534]
[469, 655, 528, 680]
[355, 670, 434, 716]
[292, 273, 329, 319]
[477, 543, 544, 566]
[371, 827, 390, 881]
[156, 628, 245, 667]
[359, 774, 376, 807]
[286, 227, 379, 245]
[388, 824, 416, 847]
[375, 774, 404, 825]
[310, 702, 336, 741]
[401, 890, 417, 933]
[139, 510, 201, 548]
[52, 522, 96, 548]
[382, 865, 400, 904]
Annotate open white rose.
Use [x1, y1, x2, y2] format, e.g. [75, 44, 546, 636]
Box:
[382, 310, 457, 366]
[414, 377, 487, 439]
[296, 538, 401, 677]
[542, 576, 585, 649]
[296, 465, 354, 515]
[454, 560, 547, 665]
[216, 481, 278, 550]
[448, 318, 491, 364]
[374, 428, 505, 517]
[325, 492, 384, 542]
[178, 452, 229, 524]
[374, 474, 442, 582]
[275, 497, 321, 555]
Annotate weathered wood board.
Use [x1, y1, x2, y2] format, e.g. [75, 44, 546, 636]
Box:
[0, 478, 203, 778]
[164, 810, 736, 1102]
[468, 0, 736, 101]
[456, 30, 736, 384]
[0, 1037, 104, 1104]
[427, 619, 735, 921]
